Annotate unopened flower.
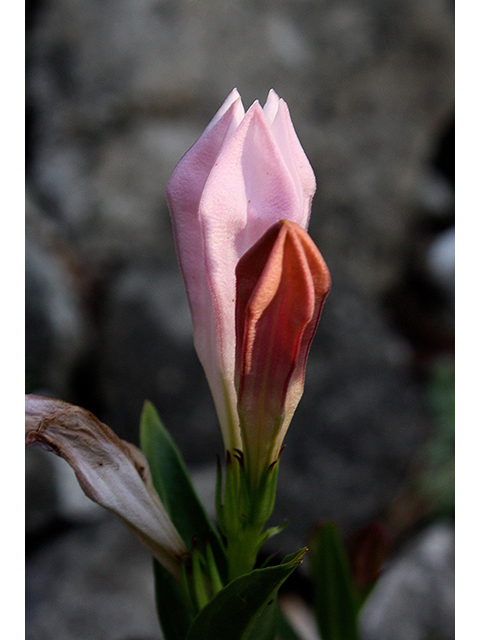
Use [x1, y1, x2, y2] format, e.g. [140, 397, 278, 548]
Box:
[167, 89, 316, 454]
[25, 394, 188, 580]
[235, 220, 331, 484]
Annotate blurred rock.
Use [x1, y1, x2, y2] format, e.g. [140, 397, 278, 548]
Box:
[272, 285, 427, 551]
[415, 169, 454, 219]
[426, 226, 455, 301]
[25, 446, 58, 538]
[25, 191, 91, 396]
[360, 521, 455, 640]
[26, 517, 161, 640]
[95, 265, 222, 452]
[26, 443, 105, 545]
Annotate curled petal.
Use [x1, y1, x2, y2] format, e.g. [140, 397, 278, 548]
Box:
[235, 221, 331, 482]
[25, 394, 188, 580]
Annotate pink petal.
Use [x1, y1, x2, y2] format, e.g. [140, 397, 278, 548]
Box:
[199, 103, 306, 428]
[166, 93, 245, 450]
[265, 90, 316, 225]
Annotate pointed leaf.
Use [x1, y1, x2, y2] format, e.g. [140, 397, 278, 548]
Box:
[139, 401, 227, 579]
[243, 596, 279, 640]
[151, 559, 193, 640]
[309, 522, 359, 640]
[185, 549, 307, 640]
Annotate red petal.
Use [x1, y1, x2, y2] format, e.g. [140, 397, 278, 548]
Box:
[235, 221, 331, 480]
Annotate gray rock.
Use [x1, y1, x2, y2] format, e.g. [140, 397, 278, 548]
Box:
[26, 517, 161, 640]
[360, 521, 455, 640]
[426, 226, 455, 300]
[272, 285, 427, 550]
[26, 444, 104, 542]
[25, 447, 59, 538]
[95, 265, 222, 452]
[25, 191, 90, 396]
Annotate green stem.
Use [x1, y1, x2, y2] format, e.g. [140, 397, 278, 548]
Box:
[218, 452, 282, 581]
[226, 525, 263, 581]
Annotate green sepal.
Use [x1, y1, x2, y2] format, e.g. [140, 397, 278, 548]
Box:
[205, 539, 223, 596]
[221, 455, 283, 580]
[309, 522, 360, 640]
[257, 520, 290, 551]
[185, 548, 307, 640]
[139, 401, 227, 580]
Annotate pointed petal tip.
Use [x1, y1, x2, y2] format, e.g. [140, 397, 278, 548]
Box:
[266, 88, 280, 104]
[206, 88, 245, 132]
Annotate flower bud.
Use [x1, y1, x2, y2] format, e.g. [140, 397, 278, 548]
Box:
[235, 220, 331, 484]
[167, 89, 316, 453]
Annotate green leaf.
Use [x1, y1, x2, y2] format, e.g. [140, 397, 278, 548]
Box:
[243, 595, 279, 640]
[139, 401, 227, 578]
[309, 522, 359, 640]
[186, 549, 307, 640]
[152, 559, 193, 640]
[139, 401, 228, 639]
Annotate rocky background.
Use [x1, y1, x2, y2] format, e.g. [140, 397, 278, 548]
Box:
[25, 0, 455, 638]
